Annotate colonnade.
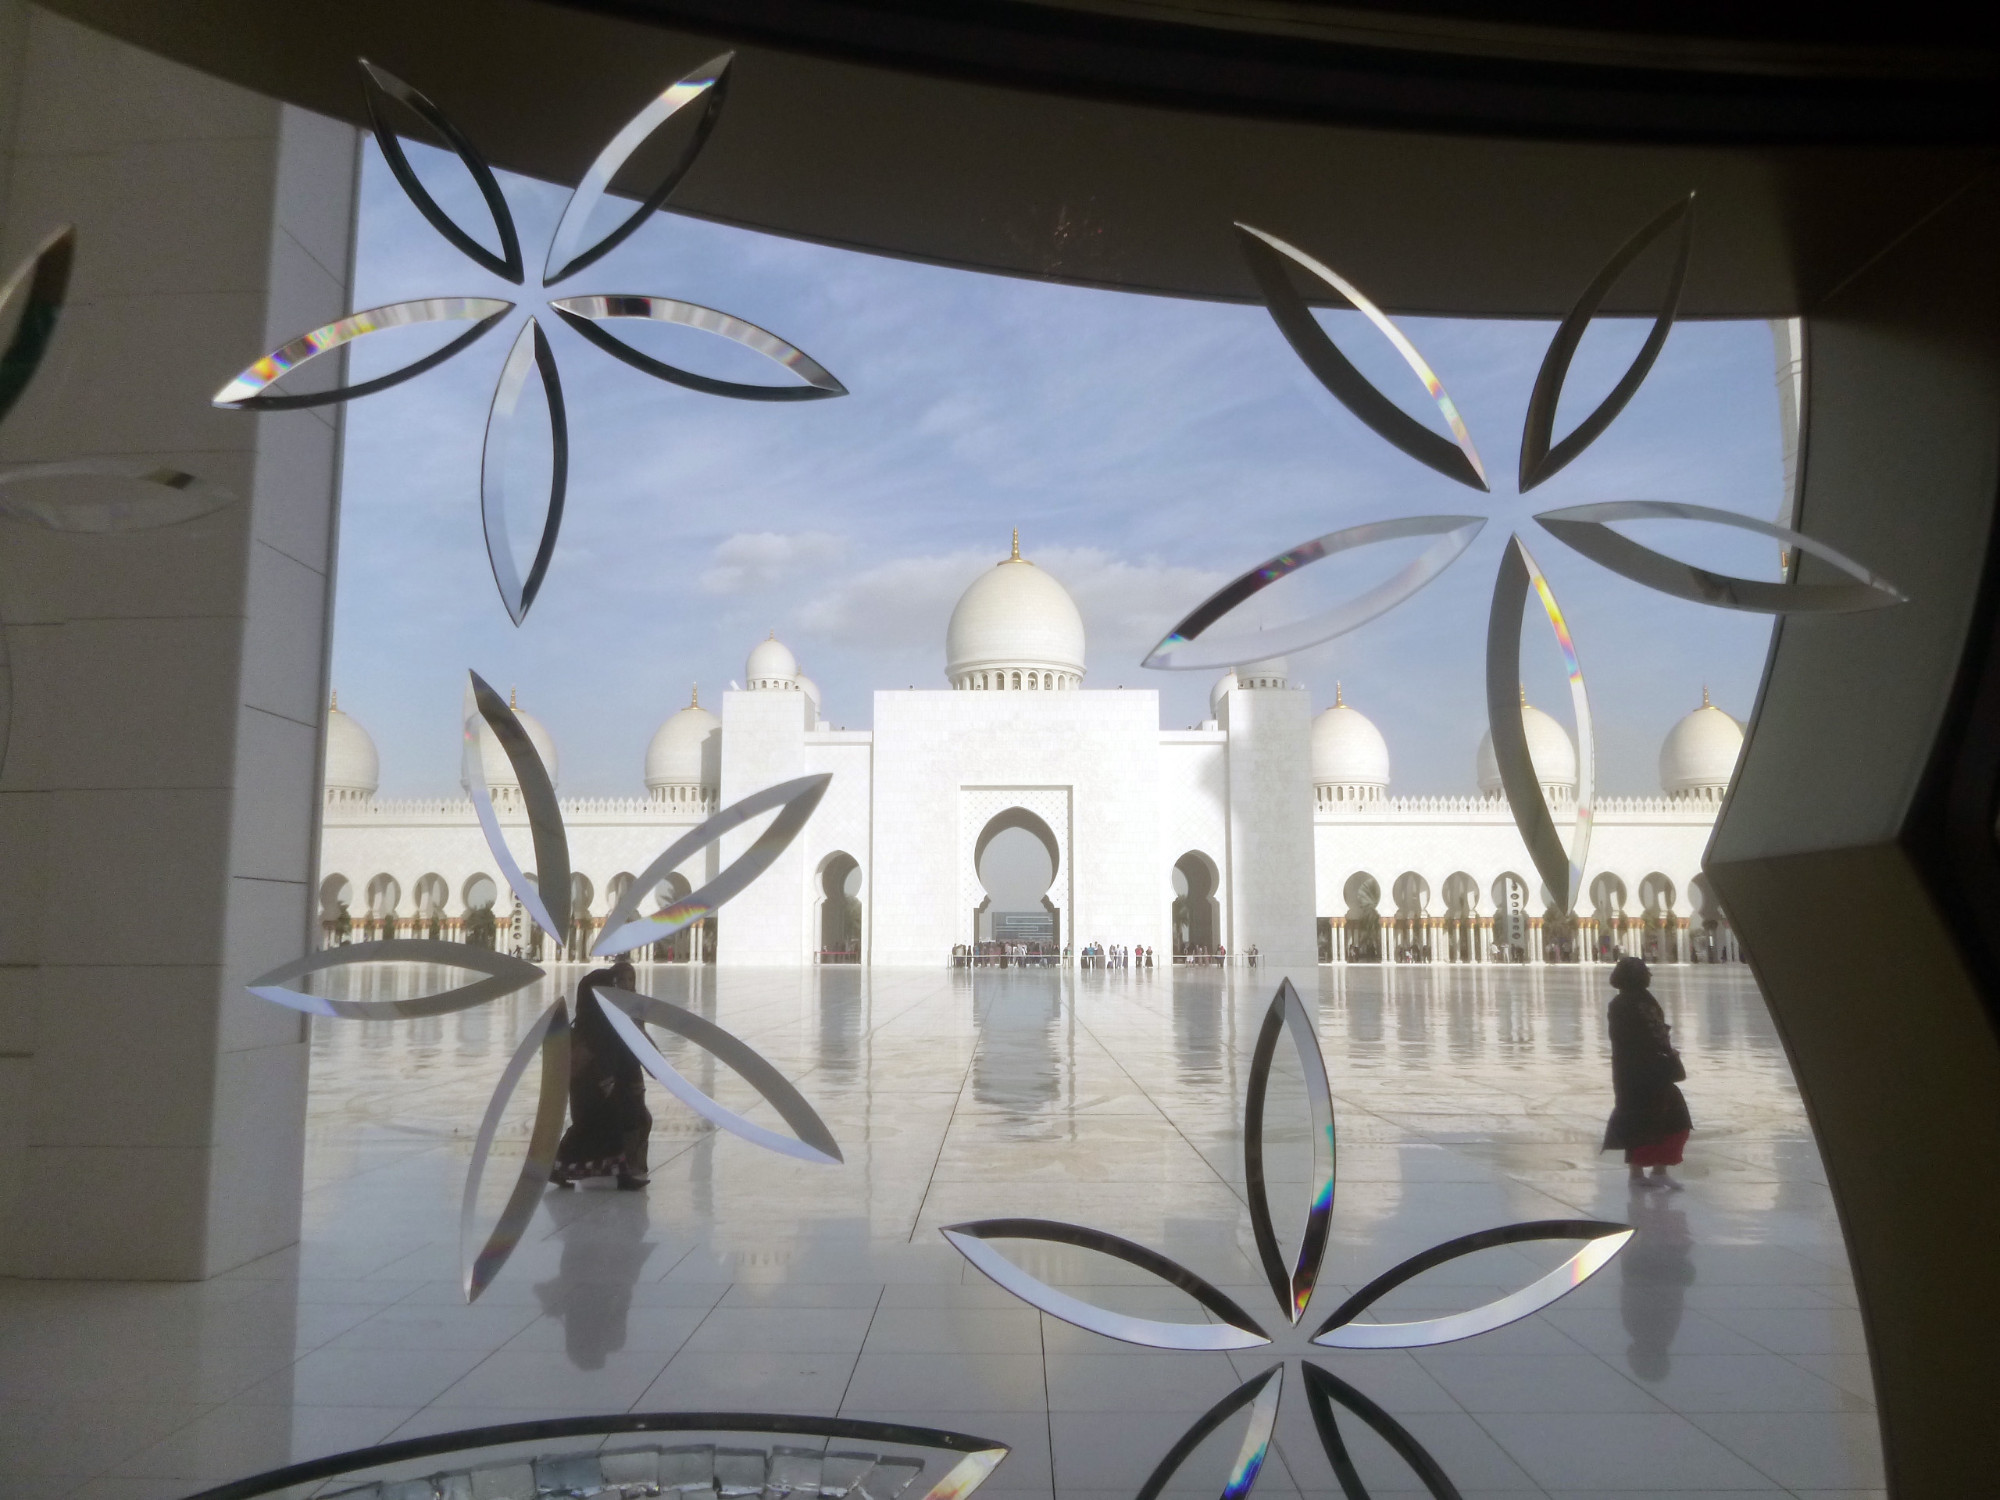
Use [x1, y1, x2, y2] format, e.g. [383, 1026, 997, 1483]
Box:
[1320, 913, 1743, 966]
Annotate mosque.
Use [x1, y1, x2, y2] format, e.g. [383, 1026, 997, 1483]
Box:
[319, 539, 1744, 969]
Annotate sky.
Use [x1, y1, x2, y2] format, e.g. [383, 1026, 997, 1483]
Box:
[329, 138, 1784, 800]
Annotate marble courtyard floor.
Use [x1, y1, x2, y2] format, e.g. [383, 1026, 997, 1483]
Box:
[0, 965, 1881, 1499]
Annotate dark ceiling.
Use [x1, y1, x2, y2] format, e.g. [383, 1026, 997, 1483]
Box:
[570, 0, 1997, 142]
[36, 0, 1998, 315]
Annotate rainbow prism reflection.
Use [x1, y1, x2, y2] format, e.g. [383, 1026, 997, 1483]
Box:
[212, 297, 513, 407]
[1223, 1370, 1283, 1500]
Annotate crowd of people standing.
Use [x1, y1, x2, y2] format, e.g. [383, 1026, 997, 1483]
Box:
[1080, 942, 1152, 969]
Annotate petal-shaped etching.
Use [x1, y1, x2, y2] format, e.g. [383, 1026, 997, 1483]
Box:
[1244, 978, 1335, 1324]
[1236, 224, 1487, 492]
[211, 297, 513, 411]
[0, 224, 73, 426]
[359, 61, 524, 285]
[171, 1413, 1009, 1500]
[1535, 500, 1907, 613]
[1142, 515, 1484, 672]
[245, 938, 545, 1019]
[1134, 1366, 1283, 1500]
[0, 460, 232, 532]
[1311, 1219, 1631, 1349]
[598, 986, 843, 1165]
[1519, 196, 1693, 493]
[940, 1218, 1270, 1350]
[460, 998, 570, 1301]
[481, 317, 569, 626]
[542, 53, 732, 286]
[592, 774, 832, 956]
[1486, 534, 1594, 914]
[550, 296, 847, 402]
[1301, 1361, 1464, 1500]
[465, 670, 571, 942]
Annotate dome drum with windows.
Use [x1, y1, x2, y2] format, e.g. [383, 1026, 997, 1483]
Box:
[946, 531, 1086, 692]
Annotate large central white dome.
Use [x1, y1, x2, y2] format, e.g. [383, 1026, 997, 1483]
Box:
[945, 532, 1086, 690]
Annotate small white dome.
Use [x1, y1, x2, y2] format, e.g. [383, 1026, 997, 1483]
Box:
[945, 532, 1086, 685]
[1236, 656, 1289, 690]
[1312, 689, 1390, 788]
[1477, 697, 1577, 799]
[323, 696, 379, 798]
[746, 634, 799, 688]
[462, 691, 558, 795]
[1659, 690, 1743, 797]
[796, 674, 822, 713]
[645, 690, 721, 791]
[1209, 670, 1239, 716]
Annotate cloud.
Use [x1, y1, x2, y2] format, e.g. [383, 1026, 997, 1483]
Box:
[700, 530, 848, 595]
[794, 549, 990, 650]
[1033, 546, 1230, 664]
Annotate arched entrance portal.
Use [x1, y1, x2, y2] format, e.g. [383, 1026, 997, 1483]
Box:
[1442, 871, 1481, 962]
[1343, 872, 1382, 962]
[319, 873, 353, 946]
[648, 873, 709, 963]
[819, 852, 862, 963]
[974, 808, 1060, 963]
[1172, 851, 1221, 961]
[1491, 872, 1529, 963]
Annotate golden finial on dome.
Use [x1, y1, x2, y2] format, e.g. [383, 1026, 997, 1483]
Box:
[329, 688, 338, 712]
[690, 683, 700, 709]
[510, 686, 519, 711]
[1010, 527, 1020, 561]
[1519, 682, 1528, 706]
[1335, 681, 1344, 707]
[1701, 684, 1711, 708]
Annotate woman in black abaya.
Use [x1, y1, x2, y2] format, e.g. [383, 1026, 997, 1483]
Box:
[551, 960, 652, 1190]
[1601, 956, 1693, 1190]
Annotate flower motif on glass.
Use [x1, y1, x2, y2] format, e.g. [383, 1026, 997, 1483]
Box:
[245, 670, 839, 1300]
[213, 56, 846, 625]
[1149, 198, 1905, 913]
[946, 979, 1631, 1498]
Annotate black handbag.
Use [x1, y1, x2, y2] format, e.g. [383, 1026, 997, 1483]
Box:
[1664, 1047, 1687, 1084]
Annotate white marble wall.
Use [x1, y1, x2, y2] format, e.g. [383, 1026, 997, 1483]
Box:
[800, 731, 874, 956]
[1157, 731, 1228, 888]
[717, 687, 811, 965]
[1313, 796, 1720, 922]
[866, 688, 1169, 964]
[1218, 683, 1318, 965]
[319, 799, 712, 933]
[0, 8, 356, 1276]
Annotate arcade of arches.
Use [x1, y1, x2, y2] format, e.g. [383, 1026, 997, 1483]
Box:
[1319, 867, 1740, 966]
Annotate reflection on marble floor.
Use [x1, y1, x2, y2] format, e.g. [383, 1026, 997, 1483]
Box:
[0, 966, 1882, 1499]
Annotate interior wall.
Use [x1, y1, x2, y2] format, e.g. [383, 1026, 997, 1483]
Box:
[0, 6, 356, 1277]
[1709, 169, 2000, 1499]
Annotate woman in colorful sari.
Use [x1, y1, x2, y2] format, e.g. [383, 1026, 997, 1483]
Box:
[551, 960, 651, 1190]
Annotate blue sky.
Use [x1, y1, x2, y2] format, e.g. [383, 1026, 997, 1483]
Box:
[330, 140, 1783, 798]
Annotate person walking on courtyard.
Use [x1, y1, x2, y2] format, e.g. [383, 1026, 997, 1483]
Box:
[552, 959, 652, 1190]
[1601, 957, 1691, 1190]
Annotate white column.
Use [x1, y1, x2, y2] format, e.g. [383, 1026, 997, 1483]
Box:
[0, 8, 356, 1277]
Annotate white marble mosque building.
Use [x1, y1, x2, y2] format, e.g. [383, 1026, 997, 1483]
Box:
[319, 540, 1745, 969]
